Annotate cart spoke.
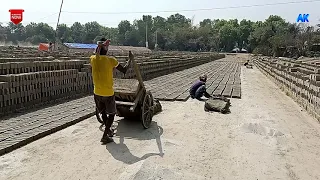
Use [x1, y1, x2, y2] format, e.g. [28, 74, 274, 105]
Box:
[142, 91, 153, 129]
[143, 110, 150, 116]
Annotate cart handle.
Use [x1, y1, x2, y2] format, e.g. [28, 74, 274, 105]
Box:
[130, 51, 145, 89]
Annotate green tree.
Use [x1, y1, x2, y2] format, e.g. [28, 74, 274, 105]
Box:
[118, 20, 132, 45]
[83, 21, 102, 43]
[0, 13, 318, 56]
[70, 22, 85, 43]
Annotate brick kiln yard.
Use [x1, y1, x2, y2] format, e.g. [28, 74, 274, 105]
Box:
[1, 48, 320, 180]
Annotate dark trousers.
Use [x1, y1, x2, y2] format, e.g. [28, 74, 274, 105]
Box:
[94, 94, 116, 137]
[195, 85, 206, 99]
[191, 85, 210, 100]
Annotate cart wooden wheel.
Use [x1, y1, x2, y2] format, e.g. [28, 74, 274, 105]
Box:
[141, 91, 154, 129]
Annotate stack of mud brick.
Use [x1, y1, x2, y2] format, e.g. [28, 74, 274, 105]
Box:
[0, 46, 91, 60]
[254, 57, 320, 121]
[0, 53, 225, 116]
[0, 60, 91, 116]
[109, 54, 225, 80]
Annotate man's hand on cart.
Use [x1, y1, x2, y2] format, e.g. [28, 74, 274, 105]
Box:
[116, 51, 134, 75]
[126, 51, 134, 68]
[129, 51, 134, 60]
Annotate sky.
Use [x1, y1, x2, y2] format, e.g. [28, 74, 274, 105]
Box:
[0, 0, 320, 28]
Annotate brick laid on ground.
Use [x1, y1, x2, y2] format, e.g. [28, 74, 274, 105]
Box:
[0, 56, 241, 156]
[0, 96, 95, 156]
[145, 60, 241, 100]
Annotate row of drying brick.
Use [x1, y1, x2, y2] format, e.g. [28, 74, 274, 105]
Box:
[254, 59, 320, 121]
[136, 56, 223, 80]
[0, 69, 93, 115]
[0, 56, 89, 63]
[0, 60, 87, 75]
[254, 56, 320, 73]
[0, 55, 225, 116]
[274, 62, 320, 75]
[82, 55, 226, 80]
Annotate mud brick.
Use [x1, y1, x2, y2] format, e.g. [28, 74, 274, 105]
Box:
[20, 63, 27, 73]
[49, 62, 55, 70]
[24, 73, 30, 81]
[23, 63, 30, 73]
[3, 95, 10, 106]
[9, 63, 18, 74]
[311, 74, 320, 81]
[0, 74, 13, 82]
[38, 62, 44, 71]
[16, 62, 23, 74]
[60, 61, 66, 70]
[3, 63, 11, 75]
[42, 61, 49, 71]
[37, 62, 43, 72]
[38, 72, 43, 79]
[0, 99, 3, 109]
[0, 63, 4, 75]
[0, 82, 9, 94]
[289, 68, 298, 72]
[0, 93, 3, 102]
[290, 63, 300, 68]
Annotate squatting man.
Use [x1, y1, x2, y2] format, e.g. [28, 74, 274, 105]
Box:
[189, 74, 212, 100]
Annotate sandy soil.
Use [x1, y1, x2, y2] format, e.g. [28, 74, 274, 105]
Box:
[1, 55, 320, 180]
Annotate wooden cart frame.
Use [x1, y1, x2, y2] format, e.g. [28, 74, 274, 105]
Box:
[96, 54, 155, 129]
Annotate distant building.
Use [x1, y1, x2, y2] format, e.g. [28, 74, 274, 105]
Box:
[231, 48, 240, 53]
[231, 48, 247, 53]
[240, 48, 248, 53]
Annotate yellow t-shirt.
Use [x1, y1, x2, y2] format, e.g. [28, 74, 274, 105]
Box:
[90, 55, 119, 96]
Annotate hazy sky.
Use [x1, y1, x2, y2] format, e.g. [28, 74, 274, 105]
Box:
[1, 0, 320, 28]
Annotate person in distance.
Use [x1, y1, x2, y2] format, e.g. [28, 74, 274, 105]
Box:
[189, 74, 212, 101]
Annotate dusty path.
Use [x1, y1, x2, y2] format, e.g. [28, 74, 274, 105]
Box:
[1, 56, 320, 180]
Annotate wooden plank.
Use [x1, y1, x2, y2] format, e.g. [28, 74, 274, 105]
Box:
[129, 88, 144, 112]
[116, 101, 135, 106]
[131, 54, 145, 89]
[114, 78, 139, 96]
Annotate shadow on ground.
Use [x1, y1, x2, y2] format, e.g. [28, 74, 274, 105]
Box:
[102, 119, 164, 164]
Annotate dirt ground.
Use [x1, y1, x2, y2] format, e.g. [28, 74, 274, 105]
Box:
[1, 55, 320, 180]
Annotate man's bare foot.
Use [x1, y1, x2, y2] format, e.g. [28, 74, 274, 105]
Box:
[100, 136, 114, 144]
[107, 129, 115, 137]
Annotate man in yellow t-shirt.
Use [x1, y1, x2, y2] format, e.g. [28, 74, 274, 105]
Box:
[91, 38, 133, 144]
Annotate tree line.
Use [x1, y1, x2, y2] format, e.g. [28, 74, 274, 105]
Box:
[0, 13, 319, 56]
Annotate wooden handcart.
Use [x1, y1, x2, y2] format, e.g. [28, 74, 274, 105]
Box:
[96, 54, 155, 129]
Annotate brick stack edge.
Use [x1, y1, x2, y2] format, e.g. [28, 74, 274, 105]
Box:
[253, 57, 320, 121]
[0, 54, 225, 116]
